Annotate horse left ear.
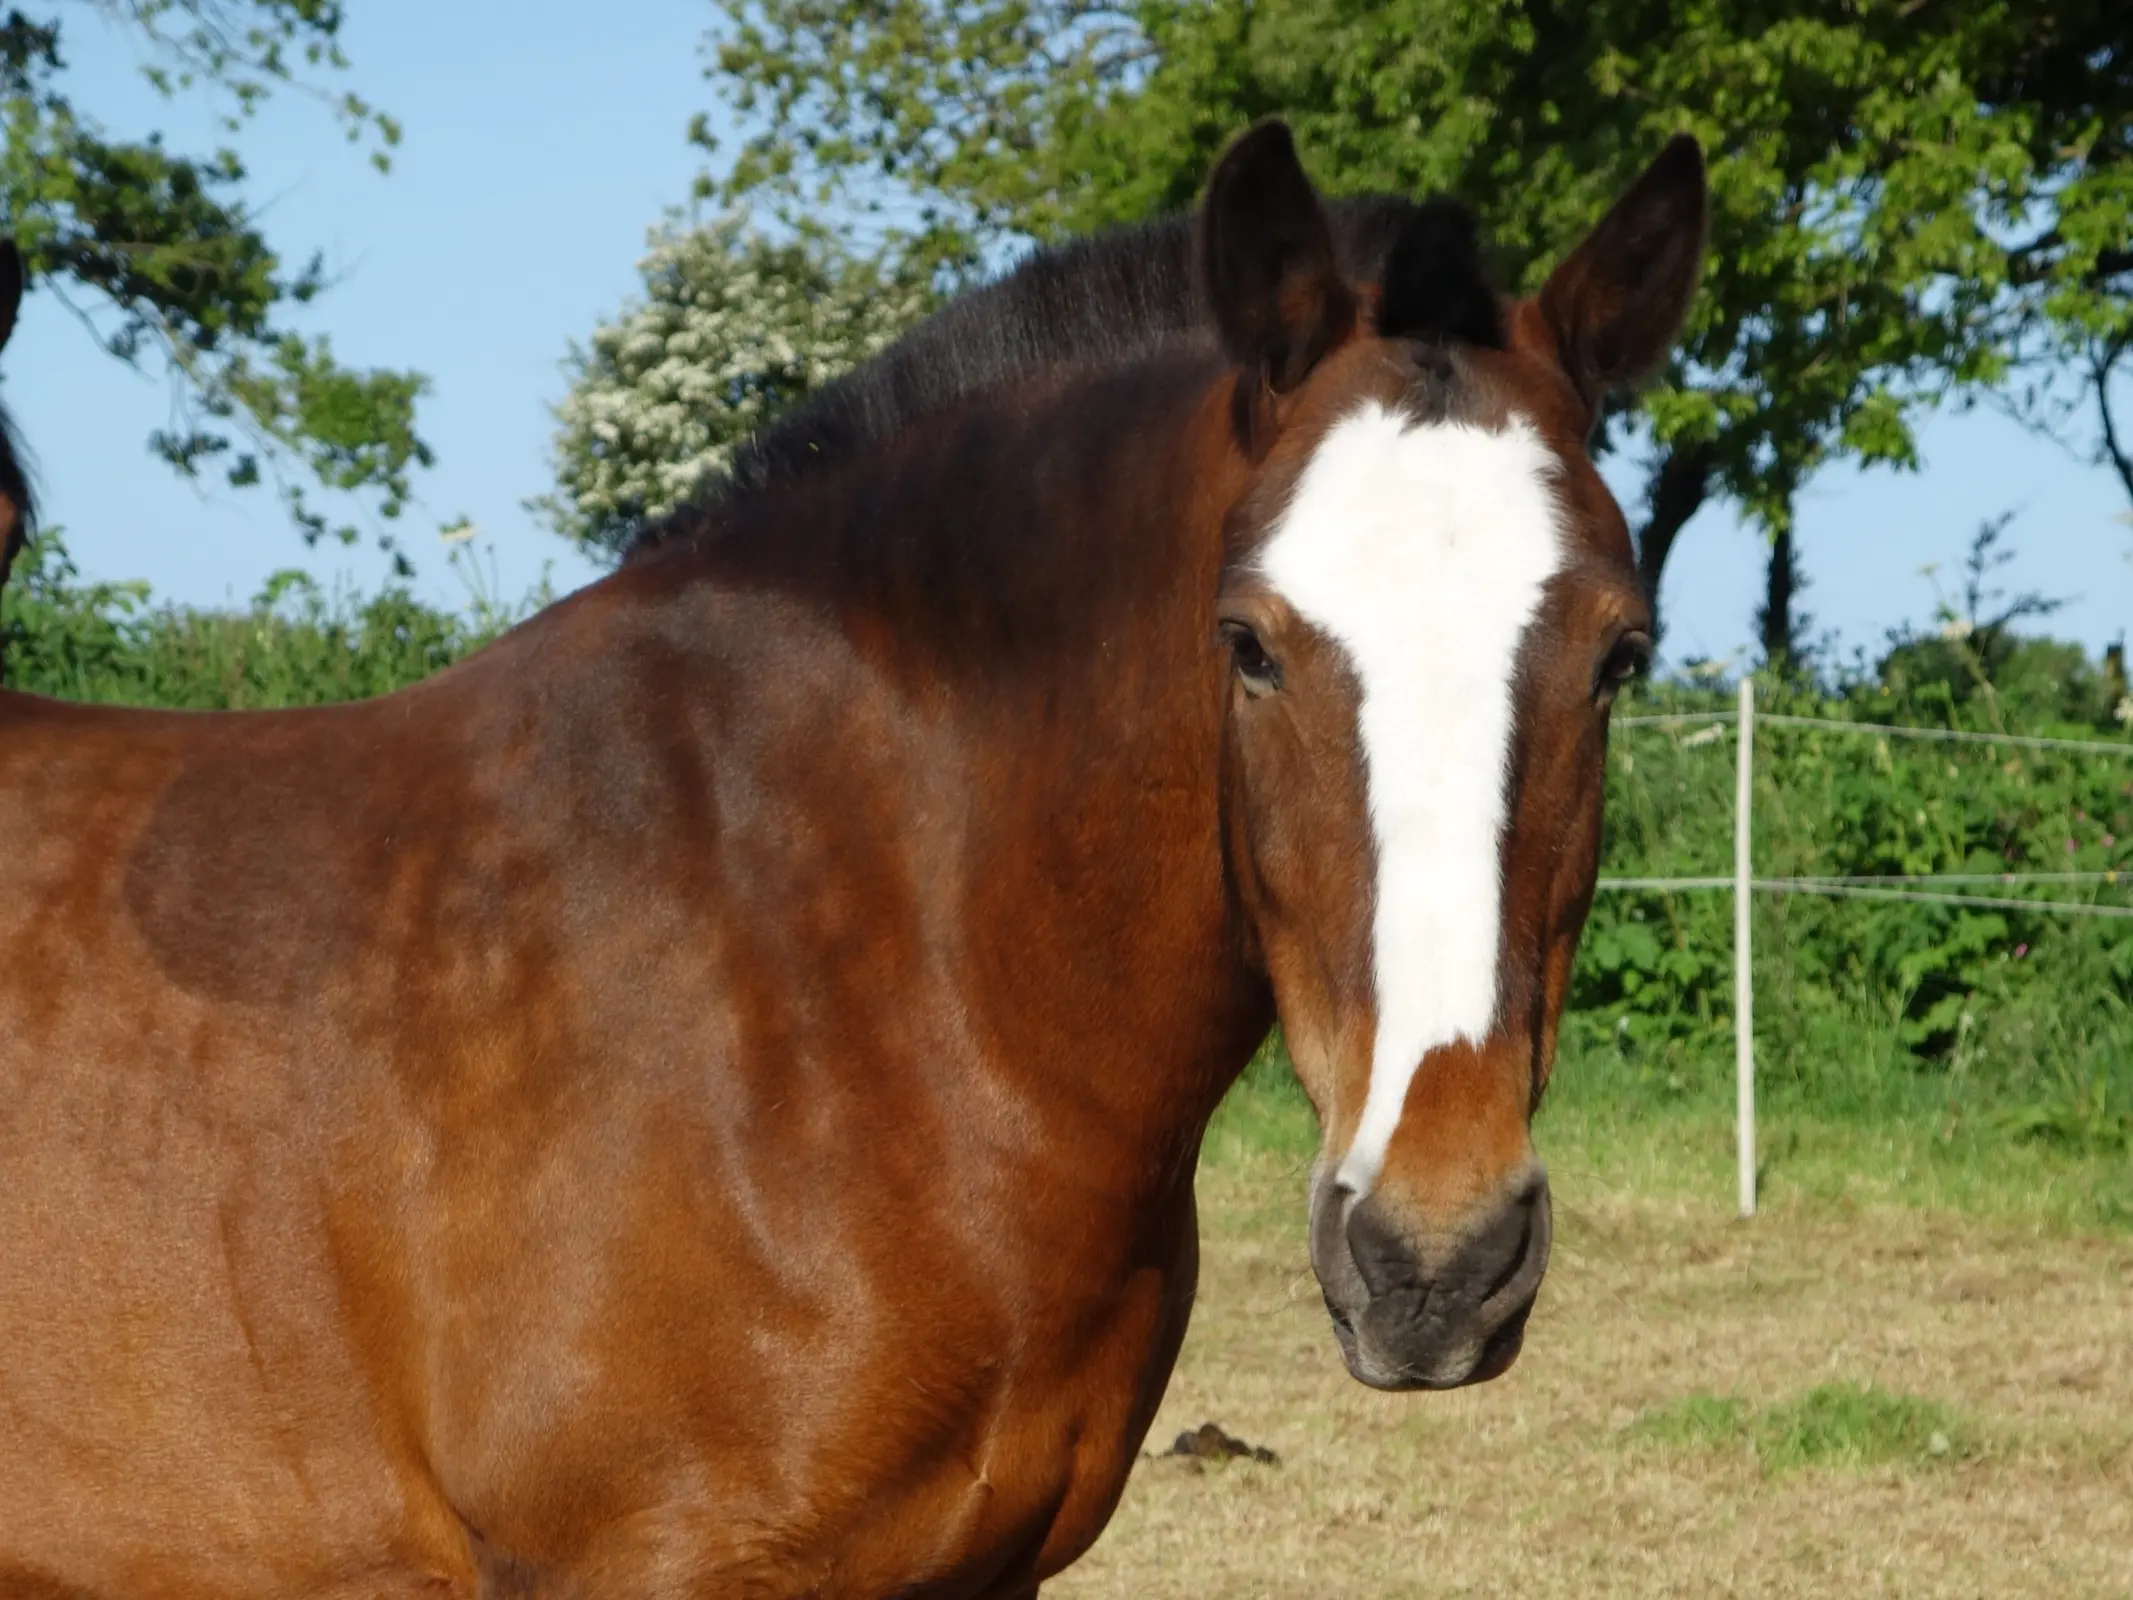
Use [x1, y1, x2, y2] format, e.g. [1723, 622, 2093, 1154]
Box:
[0, 241, 22, 353]
[1524, 135, 1707, 428]
[1199, 121, 1357, 401]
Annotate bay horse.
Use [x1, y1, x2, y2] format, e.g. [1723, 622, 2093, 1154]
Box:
[0, 240, 34, 602]
[0, 123, 1705, 1597]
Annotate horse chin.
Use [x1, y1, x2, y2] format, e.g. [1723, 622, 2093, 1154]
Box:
[1324, 1295, 1531, 1392]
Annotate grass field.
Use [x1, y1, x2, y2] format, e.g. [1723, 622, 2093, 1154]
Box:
[1051, 1065, 2133, 1599]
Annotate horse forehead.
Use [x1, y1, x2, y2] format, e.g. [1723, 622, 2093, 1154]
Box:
[1256, 404, 1569, 680]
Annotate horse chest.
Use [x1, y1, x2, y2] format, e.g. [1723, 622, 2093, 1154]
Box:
[804, 1254, 1198, 1596]
[449, 1193, 1201, 1598]
[731, 1171, 1204, 1593]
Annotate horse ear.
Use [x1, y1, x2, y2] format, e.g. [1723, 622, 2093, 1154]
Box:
[0, 242, 21, 354]
[1199, 121, 1356, 398]
[1527, 135, 1707, 425]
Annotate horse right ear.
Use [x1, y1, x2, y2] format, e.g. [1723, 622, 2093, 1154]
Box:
[1199, 121, 1356, 404]
[0, 242, 21, 353]
[1523, 135, 1707, 432]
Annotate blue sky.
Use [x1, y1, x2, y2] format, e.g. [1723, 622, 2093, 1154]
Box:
[5, 0, 2130, 668]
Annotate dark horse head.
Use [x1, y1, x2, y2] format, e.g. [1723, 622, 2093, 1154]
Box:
[0, 240, 33, 600]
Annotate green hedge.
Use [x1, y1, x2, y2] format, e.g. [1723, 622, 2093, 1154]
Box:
[0, 533, 524, 709]
[1577, 645, 2132, 1150]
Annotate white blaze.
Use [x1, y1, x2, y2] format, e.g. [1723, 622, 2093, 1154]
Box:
[1257, 404, 1566, 1198]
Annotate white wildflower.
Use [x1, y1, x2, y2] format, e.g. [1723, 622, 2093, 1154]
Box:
[536, 215, 935, 557]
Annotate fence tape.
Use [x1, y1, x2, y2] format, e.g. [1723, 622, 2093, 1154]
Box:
[1614, 707, 2133, 757]
[1594, 875, 2133, 918]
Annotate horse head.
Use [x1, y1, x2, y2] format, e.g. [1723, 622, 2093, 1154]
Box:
[1200, 122, 1705, 1388]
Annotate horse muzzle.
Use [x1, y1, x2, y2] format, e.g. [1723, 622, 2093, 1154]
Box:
[1309, 1164, 1552, 1391]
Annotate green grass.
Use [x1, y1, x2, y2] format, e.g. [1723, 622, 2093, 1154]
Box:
[1538, 1014, 2133, 1232]
[1203, 1032, 1319, 1166]
[1538, 1097, 2133, 1234]
[1624, 1382, 1977, 1475]
[1202, 1028, 2133, 1235]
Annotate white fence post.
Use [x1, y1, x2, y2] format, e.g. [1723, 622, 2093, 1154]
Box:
[1599, 694, 2133, 1214]
[1735, 676, 1757, 1219]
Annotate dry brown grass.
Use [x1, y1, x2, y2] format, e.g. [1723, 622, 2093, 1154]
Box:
[1052, 1147, 2133, 1599]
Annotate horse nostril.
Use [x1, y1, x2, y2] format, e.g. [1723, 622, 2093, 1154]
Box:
[1344, 1194, 1421, 1301]
[1480, 1201, 1537, 1303]
[1478, 1173, 1550, 1308]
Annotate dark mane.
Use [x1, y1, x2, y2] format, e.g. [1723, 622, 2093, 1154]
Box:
[0, 235, 32, 591]
[624, 194, 1500, 562]
[637, 347, 1230, 684]
[0, 397, 33, 580]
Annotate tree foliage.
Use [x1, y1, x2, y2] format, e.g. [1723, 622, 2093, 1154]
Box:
[539, 215, 934, 557]
[1967, 4, 2133, 509]
[0, 2, 433, 567]
[703, 0, 2130, 647]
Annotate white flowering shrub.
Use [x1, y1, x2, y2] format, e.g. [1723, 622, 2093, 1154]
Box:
[539, 217, 935, 557]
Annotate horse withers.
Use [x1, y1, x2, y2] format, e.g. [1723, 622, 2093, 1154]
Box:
[0, 124, 1705, 1596]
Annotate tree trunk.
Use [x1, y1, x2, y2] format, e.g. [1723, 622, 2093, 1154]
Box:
[2094, 338, 2133, 510]
[1758, 522, 1804, 670]
[1633, 441, 1713, 644]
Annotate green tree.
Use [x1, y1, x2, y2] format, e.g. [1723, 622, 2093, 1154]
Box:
[701, 0, 2129, 657]
[1, 3, 433, 569]
[538, 215, 934, 558]
[1968, 7, 2132, 515]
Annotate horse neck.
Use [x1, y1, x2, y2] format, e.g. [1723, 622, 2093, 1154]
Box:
[611, 357, 1275, 1184]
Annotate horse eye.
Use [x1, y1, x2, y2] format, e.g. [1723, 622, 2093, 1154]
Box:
[1220, 620, 1283, 695]
[1597, 630, 1652, 699]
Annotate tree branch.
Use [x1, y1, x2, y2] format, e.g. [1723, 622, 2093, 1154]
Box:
[2004, 241, 2132, 290]
[1634, 441, 1714, 641]
[2094, 337, 2133, 507]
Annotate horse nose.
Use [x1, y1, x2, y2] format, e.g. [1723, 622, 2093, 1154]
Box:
[1345, 1190, 1423, 1303]
[1340, 1168, 1551, 1389]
